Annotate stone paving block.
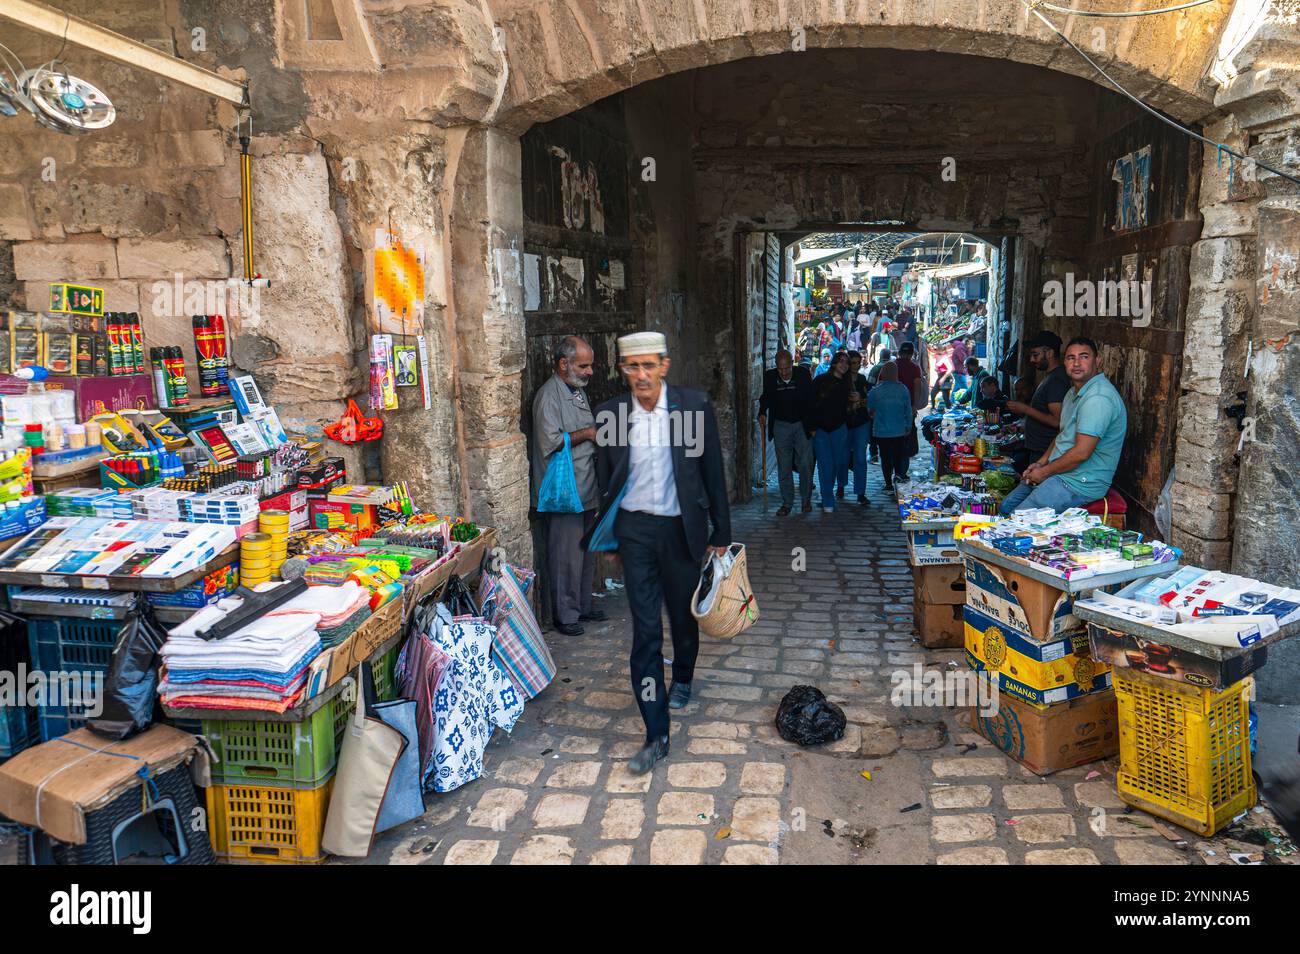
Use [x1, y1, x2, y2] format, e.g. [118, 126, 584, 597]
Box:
[730, 797, 782, 843]
[610, 741, 643, 759]
[667, 761, 727, 788]
[589, 845, 634, 865]
[936, 846, 1010, 865]
[533, 793, 591, 828]
[650, 829, 706, 865]
[657, 791, 716, 825]
[545, 761, 601, 788]
[1074, 780, 1126, 809]
[689, 721, 742, 739]
[930, 784, 992, 809]
[1114, 841, 1192, 865]
[1011, 813, 1076, 843]
[723, 655, 779, 672]
[511, 835, 575, 865]
[699, 685, 765, 701]
[687, 738, 748, 756]
[443, 840, 500, 865]
[491, 758, 543, 786]
[824, 724, 863, 754]
[601, 798, 646, 840]
[1025, 848, 1101, 865]
[584, 691, 633, 710]
[540, 709, 611, 729]
[931, 813, 997, 843]
[1002, 784, 1067, 810]
[740, 761, 786, 795]
[467, 788, 528, 828]
[559, 736, 602, 754]
[722, 844, 779, 865]
[606, 762, 654, 793]
[931, 757, 1009, 778]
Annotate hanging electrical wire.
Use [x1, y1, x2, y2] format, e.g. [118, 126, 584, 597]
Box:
[1025, 1, 1300, 187]
[1034, 0, 1222, 16]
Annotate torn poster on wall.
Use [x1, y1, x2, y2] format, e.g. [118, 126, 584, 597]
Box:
[548, 146, 605, 234]
[524, 252, 542, 311]
[548, 255, 585, 310]
[596, 257, 625, 309]
[1111, 146, 1152, 233]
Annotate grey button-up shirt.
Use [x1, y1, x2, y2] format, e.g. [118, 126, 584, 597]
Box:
[530, 372, 599, 511]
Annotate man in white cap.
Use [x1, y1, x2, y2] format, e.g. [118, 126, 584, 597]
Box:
[583, 331, 732, 774]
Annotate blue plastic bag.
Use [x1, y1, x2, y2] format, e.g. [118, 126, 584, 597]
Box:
[537, 432, 583, 513]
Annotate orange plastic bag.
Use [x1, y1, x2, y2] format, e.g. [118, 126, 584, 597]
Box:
[325, 399, 384, 443]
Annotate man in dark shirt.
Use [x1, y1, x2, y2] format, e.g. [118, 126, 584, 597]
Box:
[1005, 330, 1070, 473]
[758, 349, 815, 516]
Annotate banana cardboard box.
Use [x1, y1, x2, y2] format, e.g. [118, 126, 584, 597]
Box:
[964, 605, 1112, 707]
[963, 554, 1080, 642]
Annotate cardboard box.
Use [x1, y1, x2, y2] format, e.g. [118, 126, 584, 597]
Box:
[908, 527, 962, 565]
[915, 593, 964, 649]
[964, 555, 1080, 642]
[965, 605, 1112, 706]
[912, 562, 966, 605]
[0, 725, 206, 845]
[971, 689, 1119, 775]
[310, 499, 376, 532]
[1085, 622, 1267, 692]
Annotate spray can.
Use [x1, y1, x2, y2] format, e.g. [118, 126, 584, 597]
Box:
[210, 314, 230, 394]
[164, 347, 190, 406]
[150, 347, 171, 408]
[129, 313, 146, 374]
[192, 315, 219, 396]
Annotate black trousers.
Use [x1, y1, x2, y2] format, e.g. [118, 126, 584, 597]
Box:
[878, 435, 910, 483]
[615, 509, 700, 741]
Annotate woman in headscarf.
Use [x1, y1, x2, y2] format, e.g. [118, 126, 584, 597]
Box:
[812, 347, 833, 379]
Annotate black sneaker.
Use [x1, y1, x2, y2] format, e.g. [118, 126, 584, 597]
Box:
[579, 610, 608, 622]
[629, 735, 670, 775]
[858, 494, 869, 506]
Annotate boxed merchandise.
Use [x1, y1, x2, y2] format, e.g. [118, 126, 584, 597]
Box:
[908, 527, 961, 566]
[310, 499, 376, 532]
[964, 605, 1112, 706]
[145, 561, 240, 608]
[1084, 621, 1268, 691]
[964, 555, 1079, 641]
[971, 689, 1119, 775]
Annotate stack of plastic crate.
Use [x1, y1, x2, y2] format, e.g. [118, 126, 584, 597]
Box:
[26, 615, 123, 741]
[202, 644, 401, 864]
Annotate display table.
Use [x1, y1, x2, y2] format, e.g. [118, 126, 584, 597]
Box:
[955, 539, 1178, 595]
[0, 545, 239, 593]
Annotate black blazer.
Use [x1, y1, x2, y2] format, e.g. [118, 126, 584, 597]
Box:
[757, 365, 814, 441]
[581, 384, 732, 562]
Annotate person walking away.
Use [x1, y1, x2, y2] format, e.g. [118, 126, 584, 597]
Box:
[895, 341, 927, 467]
[1004, 330, 1069, 474]
[998, 337, 1127, 515]
[758, 349, 815, 516]
[531, 336, 603, 636]
[583, 332, 731, 774]
[810, 352, 851, 513]
[867, 361, 913, 494]
[865, 347, 892, 462]
[843, 351, 872, 505]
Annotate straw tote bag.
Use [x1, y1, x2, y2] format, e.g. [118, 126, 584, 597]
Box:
[690, 543, 760, 640]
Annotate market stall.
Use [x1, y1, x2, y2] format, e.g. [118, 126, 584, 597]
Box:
[0, 305, 550, 866]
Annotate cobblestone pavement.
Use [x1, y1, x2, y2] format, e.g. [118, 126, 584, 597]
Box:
[346, 459, 1293, 867]
[0, 460, 1290, 867]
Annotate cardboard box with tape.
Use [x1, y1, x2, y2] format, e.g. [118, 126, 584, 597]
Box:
[964, 605, 1112, 706]
[970, 689, 1118, 775]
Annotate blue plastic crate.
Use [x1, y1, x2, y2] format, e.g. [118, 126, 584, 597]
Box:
[27, 616, 122, 742]
[28, 616, 122, 674]
[0, 704, 37, 757]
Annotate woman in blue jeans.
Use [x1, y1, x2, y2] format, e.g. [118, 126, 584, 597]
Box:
[840, 351, 872, 504]
[810, 352, 851, 512]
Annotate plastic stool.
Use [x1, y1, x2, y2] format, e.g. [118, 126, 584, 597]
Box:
[1083, 488, 1127, 530]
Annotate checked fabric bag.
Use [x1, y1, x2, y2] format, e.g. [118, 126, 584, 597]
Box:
[479, 563, 556, 700]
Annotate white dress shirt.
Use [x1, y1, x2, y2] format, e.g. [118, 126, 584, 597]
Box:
[620, 384, 681, 516]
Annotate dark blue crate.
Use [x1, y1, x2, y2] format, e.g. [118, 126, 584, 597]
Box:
[27, 616, 122, 674]
[38, 705, 92, 742]
[0, 704, 37, 757]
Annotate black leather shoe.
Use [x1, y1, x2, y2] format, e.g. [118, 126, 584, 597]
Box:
[629, 735, 670, 775]
[554, 622, 585, 636]
[579, 609, 608, 622]
[668, 682, 692, 709]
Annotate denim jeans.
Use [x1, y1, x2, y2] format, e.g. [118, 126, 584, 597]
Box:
[998, 474, 1096, 516]
[843, 423, 870, 496]
[812, 425, 848, 509]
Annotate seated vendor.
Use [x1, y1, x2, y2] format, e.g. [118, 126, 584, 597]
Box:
[974, 375, 1005, 413]
[998, 336, 1127, 516]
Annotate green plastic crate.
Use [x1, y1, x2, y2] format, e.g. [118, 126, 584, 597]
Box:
[205, 697, 350, 788]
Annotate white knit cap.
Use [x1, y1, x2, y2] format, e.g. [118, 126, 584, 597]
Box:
[617, 331, 667, 358]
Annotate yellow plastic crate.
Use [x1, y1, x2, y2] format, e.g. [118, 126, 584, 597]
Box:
[207, 778, 334, 864]
[1114, 668, 1255, 836]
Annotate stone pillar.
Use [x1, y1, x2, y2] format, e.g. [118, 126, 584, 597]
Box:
[1168, 116, 1260, 568]
[446, 125, 531, 563]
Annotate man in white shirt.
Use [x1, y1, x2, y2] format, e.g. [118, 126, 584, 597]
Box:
[583, 331, 732, 774]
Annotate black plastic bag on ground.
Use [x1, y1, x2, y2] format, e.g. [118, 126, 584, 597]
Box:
[89, 596, 167, 741]
[775, 685, 846, 746]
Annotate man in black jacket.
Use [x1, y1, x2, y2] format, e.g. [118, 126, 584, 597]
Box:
[582, 331, 732, 774]
[758, 349, 814, 515]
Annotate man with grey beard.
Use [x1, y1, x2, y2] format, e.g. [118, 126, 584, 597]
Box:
[531, 336, 604, 636]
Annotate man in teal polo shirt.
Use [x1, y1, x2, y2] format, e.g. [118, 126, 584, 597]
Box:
[999, 336, 1127, 515]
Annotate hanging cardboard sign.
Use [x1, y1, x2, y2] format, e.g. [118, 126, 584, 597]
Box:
[372, 229, 426, 334]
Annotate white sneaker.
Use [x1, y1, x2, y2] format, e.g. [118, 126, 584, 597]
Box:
[822, 506, 834, 514]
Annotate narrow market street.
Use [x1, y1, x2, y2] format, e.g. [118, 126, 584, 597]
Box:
[343, 461, 1288, 866]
